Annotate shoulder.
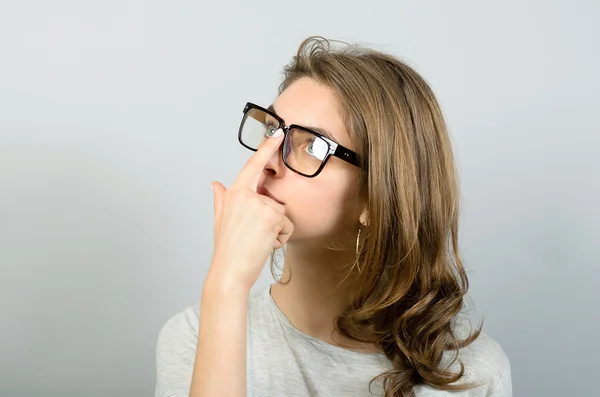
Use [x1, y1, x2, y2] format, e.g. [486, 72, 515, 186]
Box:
[157, 303, 200, 346]
[444, 320, 512, 395]
[157, 286, 267, 352]
[458, 329, 509, 373]
[155, 303, 200, 369]
[155, 303, 200, 396]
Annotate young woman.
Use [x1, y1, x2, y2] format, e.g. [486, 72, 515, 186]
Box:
[155, 37, 512, 397]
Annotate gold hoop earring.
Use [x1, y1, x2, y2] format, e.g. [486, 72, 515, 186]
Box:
[355, 225, 363, 272]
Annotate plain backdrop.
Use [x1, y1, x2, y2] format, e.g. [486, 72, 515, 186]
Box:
[1, 1, 598, 396]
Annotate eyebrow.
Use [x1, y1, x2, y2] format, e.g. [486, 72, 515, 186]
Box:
[268, 104, 336, 141]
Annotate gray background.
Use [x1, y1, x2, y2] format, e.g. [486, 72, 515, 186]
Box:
[1, 1, 598, 396]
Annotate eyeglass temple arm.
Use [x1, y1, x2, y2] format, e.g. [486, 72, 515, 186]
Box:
[333, 145, 360, 167]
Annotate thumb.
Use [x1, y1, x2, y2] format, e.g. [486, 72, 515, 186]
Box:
[211, 181, 227, 219]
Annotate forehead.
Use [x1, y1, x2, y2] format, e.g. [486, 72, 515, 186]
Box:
[271, 77, 351, 147]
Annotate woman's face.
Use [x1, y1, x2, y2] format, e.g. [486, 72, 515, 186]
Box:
[257, 77, 362, 243]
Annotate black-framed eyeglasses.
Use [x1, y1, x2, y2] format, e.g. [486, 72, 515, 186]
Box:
[238, 102, 360, 178]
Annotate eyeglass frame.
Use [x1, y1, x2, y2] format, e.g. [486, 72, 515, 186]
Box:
[238, 102, 361, 178]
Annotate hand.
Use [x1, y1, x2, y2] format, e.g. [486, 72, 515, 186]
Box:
[207, 129, 294, 291]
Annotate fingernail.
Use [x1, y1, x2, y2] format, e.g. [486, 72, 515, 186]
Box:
[210, 183, 214, 191]
[272, 128, 283, 138]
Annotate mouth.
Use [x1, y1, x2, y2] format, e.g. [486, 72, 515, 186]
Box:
[257, 185, 285, 205]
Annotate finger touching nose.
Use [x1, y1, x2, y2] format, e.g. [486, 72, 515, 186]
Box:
[234, 128, 285, 189]
[264, 139, 285, 175]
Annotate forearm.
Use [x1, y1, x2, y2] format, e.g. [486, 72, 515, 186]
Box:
[189, 278, 250, 397]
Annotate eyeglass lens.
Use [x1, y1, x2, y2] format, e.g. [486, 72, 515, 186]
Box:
[240, 108, 330, 176]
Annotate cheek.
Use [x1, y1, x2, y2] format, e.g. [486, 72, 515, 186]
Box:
[285, 174, 359, 238]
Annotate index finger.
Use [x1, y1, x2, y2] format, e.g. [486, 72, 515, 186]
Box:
[232, 128, 284, 190]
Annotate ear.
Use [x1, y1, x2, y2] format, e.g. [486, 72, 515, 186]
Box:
[359, 206, 369, 226]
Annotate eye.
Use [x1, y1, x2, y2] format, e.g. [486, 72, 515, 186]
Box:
[264, 121, 279, 137]
[304, 137, 328, 160]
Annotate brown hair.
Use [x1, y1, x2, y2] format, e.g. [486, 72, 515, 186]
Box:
[274, 36, 485, 396]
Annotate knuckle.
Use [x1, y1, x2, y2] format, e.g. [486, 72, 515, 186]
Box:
[263, 206, 281, 223]
[241, 188, 254, 199]
[231, 187, 253, 202]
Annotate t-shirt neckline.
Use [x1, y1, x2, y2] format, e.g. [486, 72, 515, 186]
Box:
[264, 284, 387, 360]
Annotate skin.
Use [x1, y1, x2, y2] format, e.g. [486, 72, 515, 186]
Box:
[190, 77, 374, 397]
[261, 77, 372, 349]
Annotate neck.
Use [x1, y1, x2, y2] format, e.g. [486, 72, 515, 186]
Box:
[269, 240, 376, 352]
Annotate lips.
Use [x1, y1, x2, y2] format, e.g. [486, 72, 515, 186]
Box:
[257, 185, 284, 205]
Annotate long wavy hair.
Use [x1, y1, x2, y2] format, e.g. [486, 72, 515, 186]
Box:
[270, 36, 484, 396]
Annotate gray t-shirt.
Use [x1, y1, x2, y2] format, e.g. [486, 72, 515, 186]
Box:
[155, 285, 512, 396]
